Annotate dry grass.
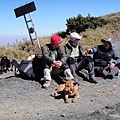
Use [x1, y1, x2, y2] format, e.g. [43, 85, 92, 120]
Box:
[0, 12, 120, 61]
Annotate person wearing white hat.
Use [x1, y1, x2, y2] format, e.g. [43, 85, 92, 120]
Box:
[64, 32, 97, 83]
[87, 38, 120, 79]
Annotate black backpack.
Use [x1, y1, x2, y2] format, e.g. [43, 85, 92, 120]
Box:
[32, 54, 44, 81]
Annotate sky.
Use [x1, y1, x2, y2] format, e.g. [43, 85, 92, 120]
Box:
[0, 0, 120, 46]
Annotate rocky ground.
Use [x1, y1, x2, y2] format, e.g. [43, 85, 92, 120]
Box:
[0, 39, 120, 120]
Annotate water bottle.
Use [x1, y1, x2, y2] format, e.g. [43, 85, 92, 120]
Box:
[118, 70, 120, 79]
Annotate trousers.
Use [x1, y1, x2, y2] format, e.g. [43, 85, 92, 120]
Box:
[68, 56, 95, 81]
[43, 63, 74, 81]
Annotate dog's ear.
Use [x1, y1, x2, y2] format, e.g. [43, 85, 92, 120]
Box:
[62, 79, 67, 83]
[73, 82, 79, 86]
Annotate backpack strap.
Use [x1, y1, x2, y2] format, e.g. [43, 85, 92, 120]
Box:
[23, 62, 32, 73]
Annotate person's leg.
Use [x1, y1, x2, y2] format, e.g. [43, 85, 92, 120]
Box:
[103, 66, 119, 79]
[44, 68, 51, 81]
[62, 63, 74, 81]
[78, 56, 97, 83]
[43, 63, 51, 88]
[63, 62, 78, 82]
[86, 57, 97, 83]
[111, 66, 119, 76]
[94, 66, 104, 77]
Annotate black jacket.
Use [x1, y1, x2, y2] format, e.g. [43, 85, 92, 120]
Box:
[91, 45, 120, 66]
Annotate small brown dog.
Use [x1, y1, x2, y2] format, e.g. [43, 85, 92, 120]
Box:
[51, 80, 80, 103]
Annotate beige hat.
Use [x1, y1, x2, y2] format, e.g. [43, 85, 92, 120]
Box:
[70, 32, 82, 40]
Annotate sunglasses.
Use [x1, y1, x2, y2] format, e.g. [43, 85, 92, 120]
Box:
[59, 41, 62, 44]
[76, 38, 80, 41]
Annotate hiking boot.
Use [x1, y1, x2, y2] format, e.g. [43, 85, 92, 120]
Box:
[104, 74, 113, 79]
[89, 75, 98, 84]
[43, 80, 51, 88]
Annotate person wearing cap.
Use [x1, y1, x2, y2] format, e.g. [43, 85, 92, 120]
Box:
[41, 35, 74, 88]
[87, 38, 120, 79]
[64, 32, 97, 83]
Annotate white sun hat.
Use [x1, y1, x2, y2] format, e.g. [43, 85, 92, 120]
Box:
[70, 32, 82, 40]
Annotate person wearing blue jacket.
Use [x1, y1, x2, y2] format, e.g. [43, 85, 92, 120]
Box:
[87, 38, 120, 79]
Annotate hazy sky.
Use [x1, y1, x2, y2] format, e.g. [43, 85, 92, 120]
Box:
[0, 0, 120, 46]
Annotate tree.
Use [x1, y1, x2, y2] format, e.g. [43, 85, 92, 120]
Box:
[66, 14, 109, 33]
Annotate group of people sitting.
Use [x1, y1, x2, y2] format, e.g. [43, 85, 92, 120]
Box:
[38, 32, 120, 88]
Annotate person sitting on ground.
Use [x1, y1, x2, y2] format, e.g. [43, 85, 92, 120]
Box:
[87, 38, 120, 79]
[41, 35, 74, 88]
[64, 32, 97, 83]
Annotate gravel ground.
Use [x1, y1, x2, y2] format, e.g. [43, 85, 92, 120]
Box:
[0, 39, 120, 120]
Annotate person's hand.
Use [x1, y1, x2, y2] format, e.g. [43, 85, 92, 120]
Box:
[53, 60, 57, 65]
[82, 52, 87, 56]
[55, 60, 62, 68]
[70, 55, 75, 58]
[109, 62, 115, 69]
[87, 49, 93, 54]
[52, 61, 57, 67]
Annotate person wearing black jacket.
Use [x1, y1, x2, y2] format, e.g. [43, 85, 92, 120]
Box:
[87, 38, 120, 79]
